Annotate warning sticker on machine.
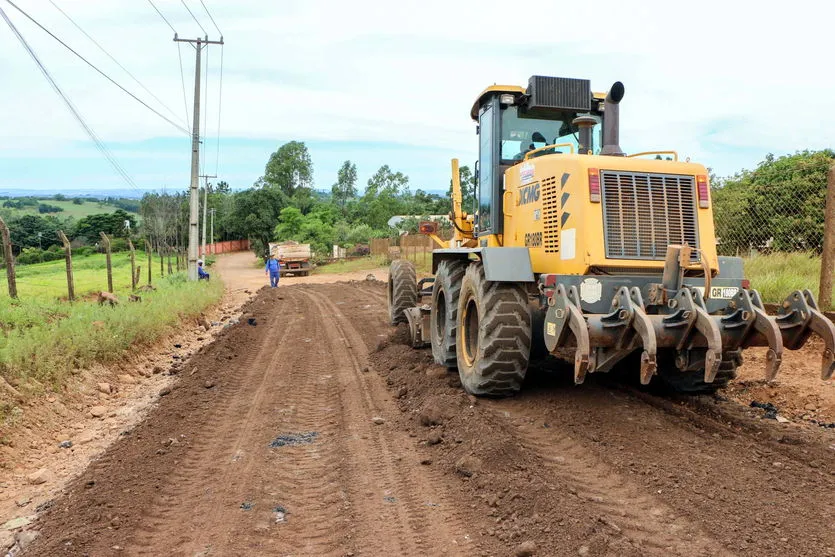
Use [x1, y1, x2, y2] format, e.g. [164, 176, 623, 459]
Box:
[520, 162, 535, 184]
[546, 322, 556, 337]
[710, 286, 739, 299]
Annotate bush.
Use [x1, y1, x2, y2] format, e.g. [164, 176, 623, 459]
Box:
[74, 246, 95, 257]
[14, 248, 64, 265]
[38, 203, 64, 214]
[109, 238, 128, 252]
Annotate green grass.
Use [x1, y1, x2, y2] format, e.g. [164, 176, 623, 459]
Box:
[0, 272, 223, 422]
[0, 252, 171, 301]
[314, 252, 433, 276]
[3, 199, 136, 219]
[743, 252, 832, 310]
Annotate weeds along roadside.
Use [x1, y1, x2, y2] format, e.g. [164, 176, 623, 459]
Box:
[0, 272, 223, 426]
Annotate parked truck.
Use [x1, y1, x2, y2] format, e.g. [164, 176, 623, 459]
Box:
[269, 241, 312, 277]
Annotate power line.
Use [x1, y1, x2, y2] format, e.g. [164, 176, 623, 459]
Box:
[47, 0, 188, 131]
[177, 41, 190, 134]
[198, 0, 222, 37]
[215, 43, 223, 176]
[180, 0, 207, 36]
[146, 0, 176, 34]
[1, 4, 141, 193]
[5, 0, 190, 136]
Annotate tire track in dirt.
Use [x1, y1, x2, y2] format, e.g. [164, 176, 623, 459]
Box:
[304, 286, 475, 556]
[493, 403, 731, 556]
[126, 290, 353, 555]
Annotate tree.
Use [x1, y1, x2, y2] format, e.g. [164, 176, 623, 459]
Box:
[274, 207, 305, 239]
[263, 141, 313, 196]
[331, 160, 357, 214]
[7, 214, 66, 253]
[215, 180, 231, 194]
[228, 186, 287, 257]
[355, 165, 410, 229]
[74, 210, 137, 239]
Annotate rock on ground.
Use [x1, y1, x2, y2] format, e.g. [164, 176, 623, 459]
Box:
[27, 468, 55, 485]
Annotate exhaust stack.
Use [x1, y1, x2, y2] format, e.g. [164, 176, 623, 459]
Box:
[600, 81, 625, 156]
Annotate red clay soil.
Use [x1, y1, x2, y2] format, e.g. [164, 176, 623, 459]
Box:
[23, 280, 835, 557]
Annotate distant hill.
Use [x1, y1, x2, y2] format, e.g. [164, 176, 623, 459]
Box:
[1, 197, 140, 219]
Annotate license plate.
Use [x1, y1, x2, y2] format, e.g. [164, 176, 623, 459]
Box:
[710, 286, 739, 299]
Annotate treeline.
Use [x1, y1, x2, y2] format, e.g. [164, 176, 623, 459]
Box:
[136, 141, 471, 261]
[0, 210, 138, 265]
[712, 150, 832, 255]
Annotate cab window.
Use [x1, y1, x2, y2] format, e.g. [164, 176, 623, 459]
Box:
[500, 106, 601, 162]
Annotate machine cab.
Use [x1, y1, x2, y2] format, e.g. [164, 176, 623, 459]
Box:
[472, 76, 606, 239]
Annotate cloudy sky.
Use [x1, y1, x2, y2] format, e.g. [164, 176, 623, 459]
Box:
[1, 0, 832, 194]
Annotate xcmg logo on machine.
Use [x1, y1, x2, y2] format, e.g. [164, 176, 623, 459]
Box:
[519, 182, 540, 205]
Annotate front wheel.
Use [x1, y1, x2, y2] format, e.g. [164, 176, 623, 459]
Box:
[456, 264, 531, 396]
[430, 259, 467, 367]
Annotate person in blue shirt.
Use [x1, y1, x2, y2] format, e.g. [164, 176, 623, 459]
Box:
[265, 253, 281, 288]
[197, 260, 210, 280]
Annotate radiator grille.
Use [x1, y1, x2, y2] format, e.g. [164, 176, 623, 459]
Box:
[601, 171, 699, 260]
[541, 176, 559, 253]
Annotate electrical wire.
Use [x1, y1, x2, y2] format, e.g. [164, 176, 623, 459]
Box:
[180, 0, 207, 36]
[47, 0, 188, 131]
[0, 5, 142, 193]
[177, 41, 191, 134]
[198, 0, 222, 37]
[146, 0, 176, 34]
[4, 0, 189, 136]
[215, 43, 223, 176]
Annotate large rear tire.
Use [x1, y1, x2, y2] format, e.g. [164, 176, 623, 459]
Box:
[656, 350, 741, 394]
[430, 259, 467, 367]
[388, 259, 417, 325]
[456, 263, 531, 396]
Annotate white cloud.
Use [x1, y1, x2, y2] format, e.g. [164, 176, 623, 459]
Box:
[1, 0, 833, 190]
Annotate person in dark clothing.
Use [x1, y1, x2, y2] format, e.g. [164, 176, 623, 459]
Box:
[265, 253, 281, 287]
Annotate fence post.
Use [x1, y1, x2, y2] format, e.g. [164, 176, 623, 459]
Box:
[135, 265, 141, 287]
[819, 162, 835, 310]
[0, 217, 17, 299]
[99, 232, 113, 293]
[144, 240, 152, 285]
[58, 230, 75, 301]
[128, 238, 137, 290]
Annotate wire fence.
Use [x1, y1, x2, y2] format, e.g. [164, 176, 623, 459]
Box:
[712, 177, 828, 257]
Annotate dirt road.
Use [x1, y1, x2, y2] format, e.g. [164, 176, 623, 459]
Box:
[25, 279, 835, 556]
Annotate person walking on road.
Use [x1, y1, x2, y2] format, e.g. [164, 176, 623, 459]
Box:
[265, 253, 281, 288]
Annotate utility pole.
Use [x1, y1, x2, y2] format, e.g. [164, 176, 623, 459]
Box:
[174, 34, 223, 280]
[199, 174, 216, 257]
[209, 208, 216, 256]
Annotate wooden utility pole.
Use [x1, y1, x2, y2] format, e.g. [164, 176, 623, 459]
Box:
[144, 239, 152, 285]
[0, 216, 17, 299]
[99, 232, 113, 293]
[174, 35, 223, 281]
[820, 162, 835, 310]
[128, 238, 137, 290]
[58, 230, 74, 301]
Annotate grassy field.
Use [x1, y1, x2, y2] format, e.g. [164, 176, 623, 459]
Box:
[0, 255, 223, 426]
[315, 252, 832, 310]
[0, 252, 169, 300]
[743, 252, 832, 309]
[2, 199, 136, 219]
[314, 253, 432, 276]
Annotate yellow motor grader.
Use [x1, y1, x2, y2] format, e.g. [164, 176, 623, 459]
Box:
[388, 75, 835, 395]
